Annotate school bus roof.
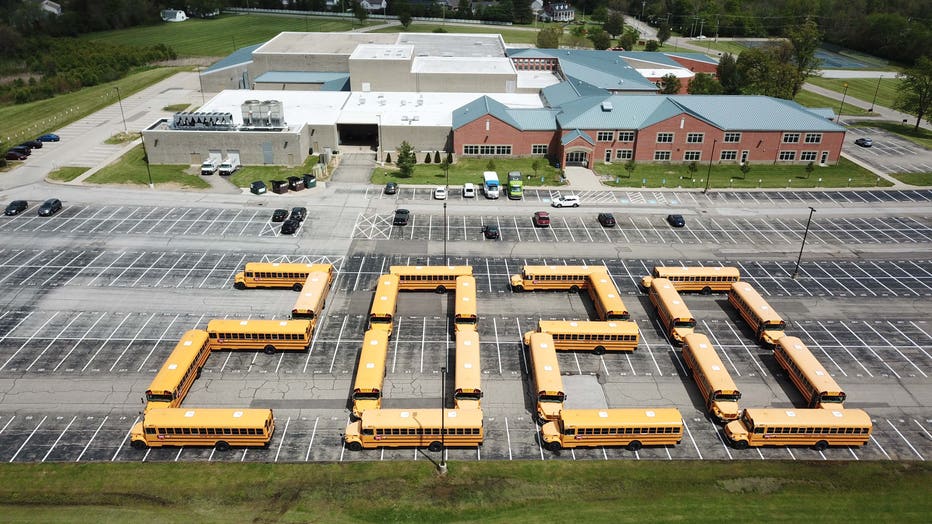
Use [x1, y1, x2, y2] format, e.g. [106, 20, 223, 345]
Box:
[354, 329, 390, 389]
[360, 408, 484, 428]
[147, 330, 209, 392]
[389, 265, 473, 276]
[538, 320, 639, 335]
[650, 278, 694, 319]
[742, 408, 871, 427]
[519, 265, 597, 276]
[653, 266, 740, 278]
[776, 336, 843, 393]
[143, 408, 273, 427]
[559, 408, 683, 428]
[243, 262, 333, 273]
[207, 319, 312, 334]
[730, 282, 784, 323]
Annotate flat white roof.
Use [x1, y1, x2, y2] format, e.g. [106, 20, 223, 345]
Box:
[340, 91, 543, 127]
[516, 70, 563, 89]
[254, 32, 397, 55]
[411, 56, 515, 75]
[637, 67, 695, 79]
[199, 90, 352, 127]
[350, 44, 414, 60]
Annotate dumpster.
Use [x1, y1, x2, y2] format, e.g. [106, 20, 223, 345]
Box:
[287, 176, 305, 191]
[271, 180, 289, 194]
[303, 173, 317, 188]
[250, 181, 267, 195]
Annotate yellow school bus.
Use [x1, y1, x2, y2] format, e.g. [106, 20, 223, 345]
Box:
[724, 408, 872, 450]
[641, 266, 740, 293]
[532, 320, 640, 354]
[682, 333, 741, 421]
[351, 329, 390, 419]
[130, 408, 275, 450]
[541, 408, 683, 451]
[343, 408, 484, 451]
[774, 336, 846, 408]
[206, 319, 313, 354]
[144, 330, 211, 412]
[291, 271, 333, 320]
[234, 262, 333, 291]
[369, 274, 400, 335]
[526, 332, 565, 421]
[510, 265, 593, 292]
[389, 265, 473, 292]
[648, 278, 696, 345]
[728, 282, 786, 346]
[587, 268, 629, 320]
[454, 329, 482, 410]
[454, 275, 478, 332]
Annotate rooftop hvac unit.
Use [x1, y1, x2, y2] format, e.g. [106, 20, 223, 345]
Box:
[242, 100, 261, 126]
[267, 100, 284, 126]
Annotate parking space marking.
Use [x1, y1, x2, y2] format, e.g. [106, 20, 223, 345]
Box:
[9, 416, 46, 462]
[720, 321, 767, 376]
[26, 312, 85, 371]
[1, 312, 60, 372]
[75, 416, 108, 462]
[886, 420, 925, 460]
[859, 322, 927, 377]
[701, 321, 741, 376]
[81, 314, 133, 372]
[41, 416, 78, 462]
[111, 416, 138, 462]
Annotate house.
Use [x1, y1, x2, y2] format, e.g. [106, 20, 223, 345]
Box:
[160, 9, 188, 22]
[360, 0, 387, 11]
[39, 0, 61, 16]
[544, 2, 575, 22]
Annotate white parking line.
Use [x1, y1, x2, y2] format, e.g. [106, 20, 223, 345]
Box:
[809, 321, 873, 377]
[112, 416, 139, 462]
[0, 312, 60, 372]
[9, 416, 47, 462]
[76, 416, 108, 462]
[81, 314, 134, 372]
[419, 317, 427, 374]
[643, 320, 666, 376]
[304, 417, 320, 462]
[136, 314, 183, 373]
[0, 250, 46, 284]
[109, 313, 157, 372]
[886, 419, 924, 460]
[701, 321, 741, 376]
[896, 322, 932, 361]
[327, 316, 350, 374]
[720, 321, 767, 376]
[42, 416, 78, 462]
[791, 324, 846, 376]
[107, 252, 147, 287]
[859, 322, 927, 377]
[175, 252, 208, 288]
[274, 417, 291, 462]
[830, 261, 875, 296]
[26, 312, 85, 371]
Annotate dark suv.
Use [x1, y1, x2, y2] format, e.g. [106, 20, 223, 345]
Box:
[597, 213, 616, 227]
[393, 209, 410, 226]
[482, 224, 500, 239]
[272, 209, 289, 222]
[4, 200, 28, 216]
[280, 218, 300, 235]
[37, 198, 62, 216]
[666, 214, 685, 228]
[290, 207, 307, 222]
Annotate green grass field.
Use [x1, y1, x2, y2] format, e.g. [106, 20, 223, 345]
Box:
[86, 144, 210, 189]
[595, 157, 887, 189]
[794, 89, 870, 116]
[228, 155, 322, 189]
[372, 157, 564, 186]
[0, 461, 928, 522]
[806, 77, 902, 111]
[78, 14, 372, 57]
[47, 167, 89, 182]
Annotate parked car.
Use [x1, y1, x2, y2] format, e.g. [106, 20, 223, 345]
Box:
[37, 133, 60, 142]
[290, 207, 307, 222]
[19, 140, 42, 149]
[5, 151, 27, 161]
[434, 186, 447, 200]
[463, 183, 476, 198]
[384, 182, 398, 195]
[533, 211, 551, 227]
[280, 218, 300, 235]
[552, 194, 580, 208]
[597, 212, 616, 227]
[9, 146, 30, 156]
[481, 224, 499, 239]
[854, 137, 873, 147]
[4, 200, 28, 216]
[271, 209, 289, 222]
[37, 198, 62, 217]
[666, 214, 685, 228]
[393, 208, 410, 226]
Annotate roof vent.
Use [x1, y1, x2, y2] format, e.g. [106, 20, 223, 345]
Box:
[601, 101, 613, 112]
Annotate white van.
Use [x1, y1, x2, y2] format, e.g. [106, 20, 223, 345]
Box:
[463, 183, 476, 198]
[552, 194, 580, 208]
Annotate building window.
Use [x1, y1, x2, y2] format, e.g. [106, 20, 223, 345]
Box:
[464, 145, 512, 156]
[463, 145, 479, 155]
[804, 133, 822, 144]
[617, 131, 635, 142]
[654, 151, 672, 161]
[532, 144, 548, 155]
[684, 151, 701, 161]
[782, 133, 800, 143]
[495, 145, 512, 155]
[597, 131, 614, 141]
[656, 133, 674, 143]
[724, 132, 741, 143]
[720, 150, 738, 161]
[778, 151, 797, 161]
[801, 151, 818, 161]
[686, 133, 704, 143]
[616, 149, 633, 160]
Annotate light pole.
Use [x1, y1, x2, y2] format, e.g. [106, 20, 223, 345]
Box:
[640, 1, 645, 20]
[114, 86, 127, 132]
[792, 207, 816, 280]
[836, 83, 849, 123]
[703, 139, 717, 194]
[197, 66, 205, 105]
[141, 138, 154, 190]
[376, 113, 382, 165]
[869, 75, 882, 113]
[439, 366, 447, 475]
[443, 159, 449, 264]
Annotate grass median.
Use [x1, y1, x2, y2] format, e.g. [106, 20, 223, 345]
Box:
[372, 157, 564, 187]
[86, 144, 209, 189]
[806, 77, 901, 112]
[228, 155, 322, 189]
[0, 461, 927, 522]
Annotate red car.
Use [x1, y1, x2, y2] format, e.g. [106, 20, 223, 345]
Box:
[5, 151, 27, 161]
[533, 211, 550, 227]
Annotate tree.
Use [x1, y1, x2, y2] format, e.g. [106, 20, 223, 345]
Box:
[658, 73, 681, 94]
[618, 27, 639, 51]
[589, 30, 612, 51]
[591, 6, 608, 23]
[434, 151, 441, 163]
[455, 0, 472, 19]
[352, 1, 368, 25]
[446, 151, 453, 164]
[624, 159, 635, 178]
[424, 152, 432, 163]
[687, 73, 723, 94]
[717, 53, 740, 95]
[735, 47, 796, 99]
[686, 161, 698, 178]
[644, 40, 660, 51]
[513, 0, 533, 24]
[397, 1, 412, 29]
[385, 152, 391, 164]
[531, 158, 541, 177]
[537, 27, 561, 49]
[486, 159, 496, 171]
[805, 161, 815, 179]
[657, 23, 671, 45]
[894, 56, 932, 132]
[396, 141, 416, 177]
[739, 162, 751, 179]
[603, 13, 624, 38]
[784, 18, 822, 97]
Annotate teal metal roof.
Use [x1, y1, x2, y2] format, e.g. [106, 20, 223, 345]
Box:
[509, 49, 659, 92]
[205, 43, 262, 72]
[506, 108, 559, 131]
[452, 96, 522, 130]
[668, 96, 846, 132]
[616, 51, 683, 67]
[805, 107, 837, 120]
[662, 52, 720, 65]
[255, 71, 351, 84]
[561, 129, 594, 145]
[542, 79, 608, 107]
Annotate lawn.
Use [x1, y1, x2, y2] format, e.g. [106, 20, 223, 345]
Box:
[86, 144, 210, 189]
[0, 461, 928, 522]
[372, 157, 564, 186]
[47, 167, 89, 182]
[889, 172, 932, 185]
[794, 89, 870, 116]
[677, 38, 747, 57]
[595, 157, 888, 189]
[0, 67, 184, 147]
[847, 120, 932, 150]
[78, 14, 373, 57]
[228, 155, 323, 189]
[806, 77, 902, 111]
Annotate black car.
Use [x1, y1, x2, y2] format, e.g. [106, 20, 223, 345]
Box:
[4, 200, 28, 216]
[5, 151, 27, 161]
[280, 218, 300, 235]
[9, 146, 30, 156]
[854, 137, 873, 147]
[597, 212, 616, 227]
[666, 214, 685, 228]
[271, 209, 289, 222]
[290, 207, 307, 222]
[19, 140, 42, 149]
[37, 198, 62, 217]
[393, 208, 410, 226]
[384, 182, 398, 195]
[481, 224, 499, 239]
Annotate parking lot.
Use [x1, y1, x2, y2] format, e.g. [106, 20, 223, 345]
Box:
[355, 212, 932, 245]
[845, 127, 932, 175]
[0, 251, 929, 462]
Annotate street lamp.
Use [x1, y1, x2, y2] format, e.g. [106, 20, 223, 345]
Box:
[376, 114, 383, 165]
[114, 86, 127, 132]
[141, 138, 154, 190]
[792, 207, 816, 280]
[836, 83, 849, 123]
[197, 66, 205, 105]
[869, 75, 882, 113]
[703, 139, 717, 194]
[443, 158, 450, 264]
[439, 366, 447, 475]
